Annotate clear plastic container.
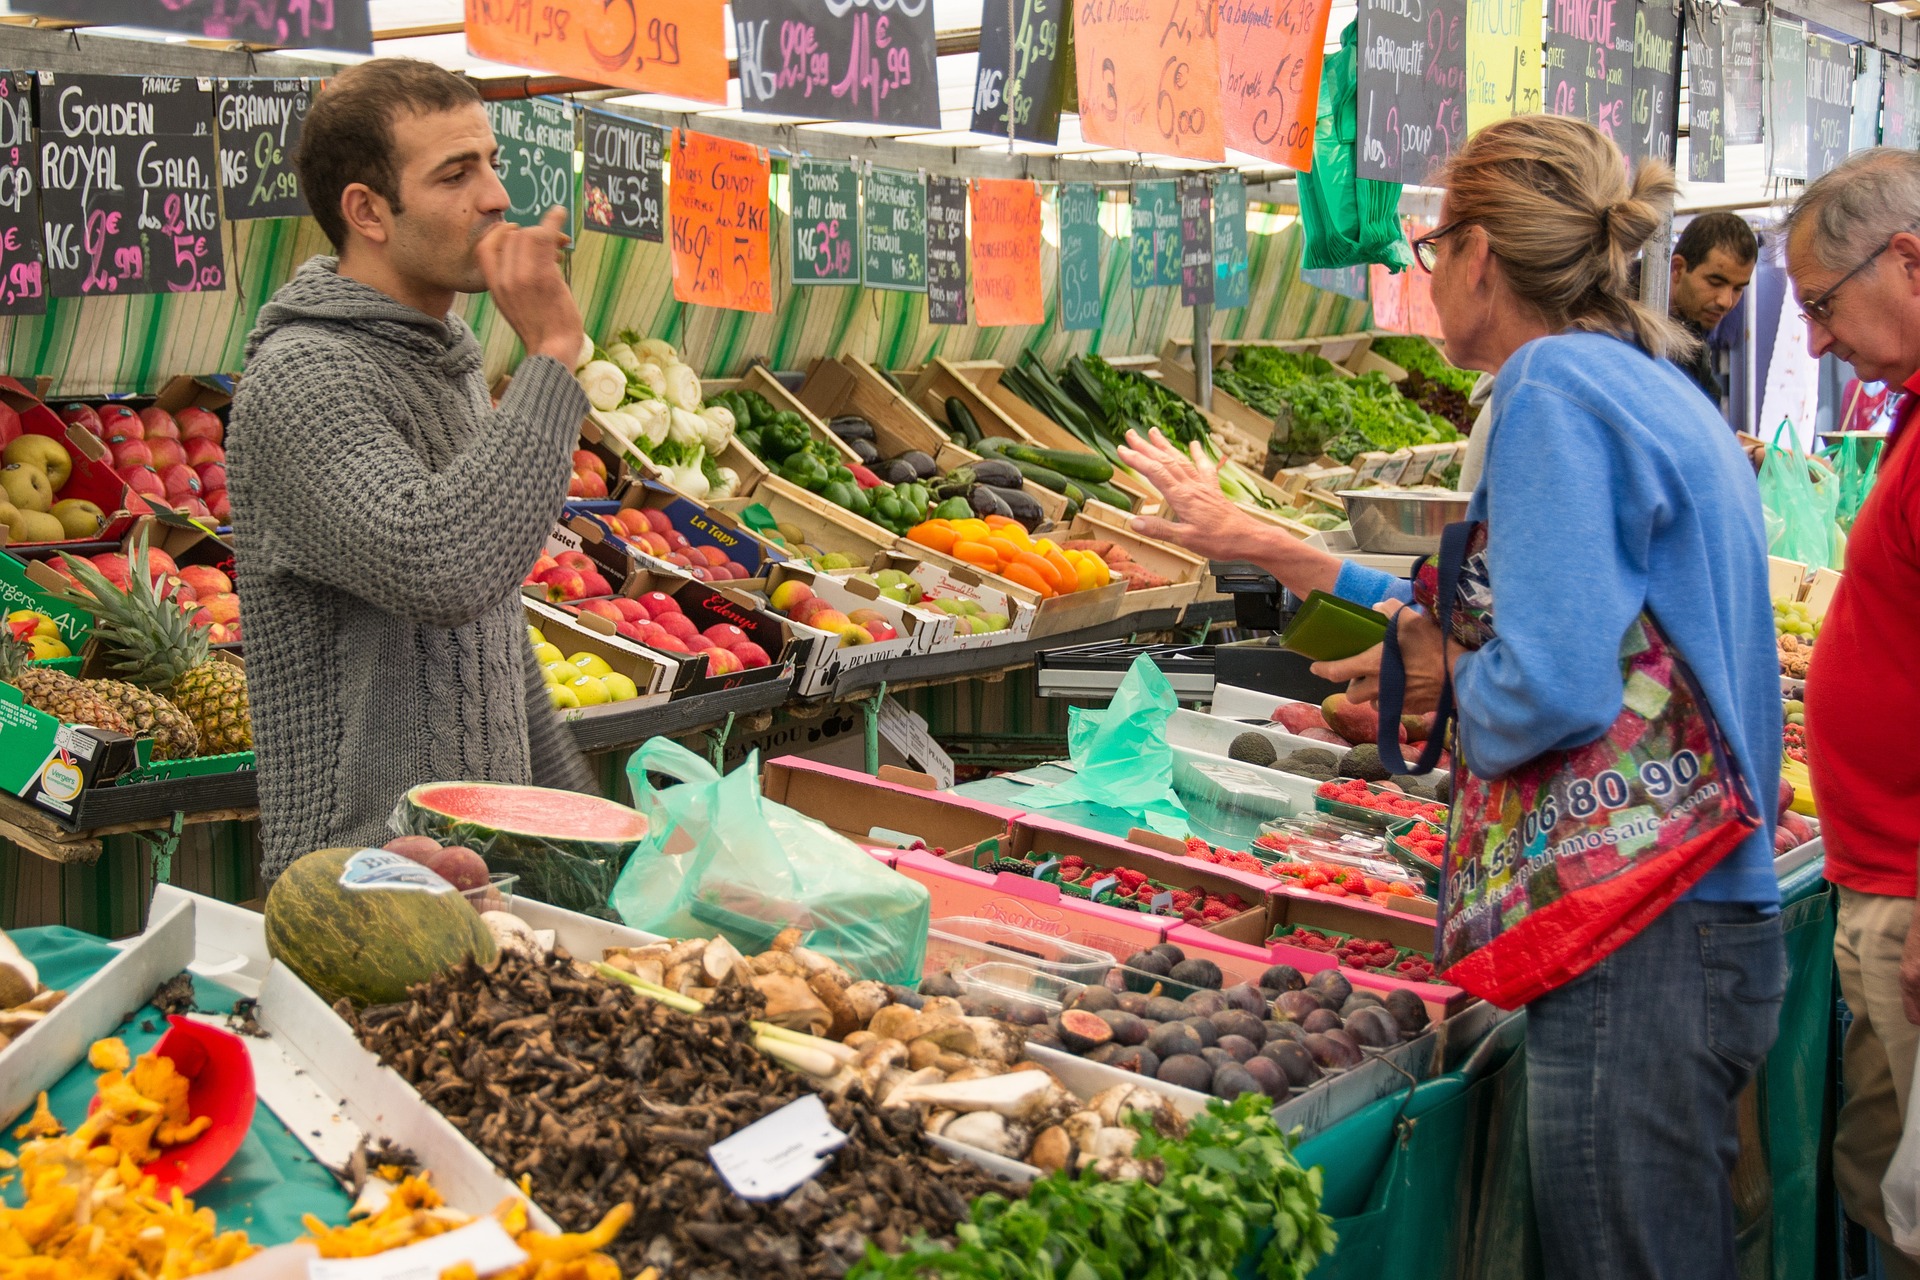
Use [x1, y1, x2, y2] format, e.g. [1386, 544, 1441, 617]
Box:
[922, 918, 1117, 986]
[1256, 813, 1389, 860]
[459, 872, 519, 914]
[1312, 779, 1450, 830]
[1171, 749, 1310, 848]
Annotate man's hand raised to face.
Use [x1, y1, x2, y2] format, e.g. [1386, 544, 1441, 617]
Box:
[477, 206, 587, 367]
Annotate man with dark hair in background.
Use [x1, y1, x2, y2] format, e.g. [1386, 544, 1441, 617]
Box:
[1668, 211, 1760, 409]
[227, 59, 592, 880]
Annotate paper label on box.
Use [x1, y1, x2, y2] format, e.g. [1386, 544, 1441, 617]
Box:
[308, 1218, 527, 1280]
[337, 849, 456, 895]
[708, 1095, 848, 1200]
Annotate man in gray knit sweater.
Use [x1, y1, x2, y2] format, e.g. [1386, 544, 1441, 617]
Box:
[229, 60, 592, 879]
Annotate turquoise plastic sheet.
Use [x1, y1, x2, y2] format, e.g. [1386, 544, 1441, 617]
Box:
[1024, 654, 1191, 837]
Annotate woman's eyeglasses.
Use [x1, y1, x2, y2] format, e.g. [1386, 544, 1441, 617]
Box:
[1410, 221, 1469, 272]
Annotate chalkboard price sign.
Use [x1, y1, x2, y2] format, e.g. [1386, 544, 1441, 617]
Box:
[1721, 6, 1763, 145]
[1768, 20, 1809, 180]
[1852, 48, 1881, 152]
[1178, 173, 1213, 307]
[1545, 0, 1633, 148]
[37, 73, 225, 299]
[21, 0, 371, 51]
[1357, 0, 1468, 184]
[1058, 182, 1102, 332]
[487, 98, 576, 228]
[216, 79, 310, 221]
[582, 110, 663, 242]
[1628, 0, 1680, 162]
[790, 158, 860, 286]
[1885, 61, 1920, 151]
[863, 166, 926, 292]
[1805, 33, 1854, 180]
[1212, 172, 1249, 311]
[926, 175, 967, 325]
[0, 72, 45, 317]
[972, 0, 1068, 143]
[1130, 180, 1181, 289]
[734, 0, 941, 128]
[1685, 3, 1724, 183]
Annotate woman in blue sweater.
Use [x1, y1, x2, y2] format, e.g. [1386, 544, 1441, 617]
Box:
[1126, 116, 1782, 1279]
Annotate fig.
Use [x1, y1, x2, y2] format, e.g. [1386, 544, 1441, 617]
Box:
[1027, 1025, 1063, 1049]
[1324, 1028, 1363, 1059]
[1385, 989, 1431, 1035]
[1222, 983, 1269, 1017]
[1147, 1023, 1202, 1060]
[1260, 964, 1306, 992]
[1340, 991, 1386, 1018]
[1097, 1010, 1150, 1045]
[1006, 1002, 1049, 1026]
[1152, 943, 1187, 964]
[1073, 987, 1118, 1012]
[1182, 989, 1228, 1017]
[1086, 1042, 1125, 1064]
[1181, 1016, 1219, 1047]
[1211, 1009, 1267, 1044]
[1266, 1020, 1306, 1043]
[919, 972, 964, 998]
[1302, 1008, 1343, 1035]
[1058, 1009, 1115, 1054]
[1156, 1053, 1215, 1092]
[1126, 950, 1173, 978]
[1170, 958, 1224, 990]
[1216, 1034, 1259, 1063]
[1113, 1046, 1161, 1077]
[1115, 991, 1152, 1017]
[1145, 996, 1189, 1024]
[1264, 1039, 1322, 1086]
[1273, 991, 1322, 1023]
[1212, 1062, 1261, 1100]
[1242, 1055, 1291, 1100]
[1345, 1006, 1400, 1049]
[1304, 1032, 1361, 1070]
[383, 835, 442, 864]
[1306, 969, 1353, 1010]
[1201, 1047, 1231, 1069]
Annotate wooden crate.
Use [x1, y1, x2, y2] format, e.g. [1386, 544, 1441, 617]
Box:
[799, 355, 950, 459]
[711, 474, 897, 562]
[707, 366, 863, 466]
[960, 364, 1164, 514]
[894, 537, 1129, 639]
[583, 412, 772, 500]
[1062, 507, 1206, 616]
[1161, 331, 1379, 376]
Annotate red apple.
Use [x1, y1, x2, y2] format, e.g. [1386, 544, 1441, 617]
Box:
[524, 554, 559, 584]
[664, 530, 692, 552]
[578, 570, 613, 597]
[204, 620, 238, 643]
[111, 439, 155, 470]
[179, 564, 232, 596]
[572, 449, 607, 480]
[120, 466, 165, 499]
[175, 496, 211, 518]
[639, 532, 671, 558]
[703, 623, 749, 649]
[89, 553, 133, 590]
[638, 591, 680, 617]
[195, 462, 227, 493]
[611, 598, 651, 622]
[666, 553, 693, 569]
[99, 406, 143, 443]
[138, 407, 179, 440]
[159, 463, 201, 498]
[642, 509, 673, 535]
[204, 489, 232, 522]
[145, 548, 179, 581]
[651, 634, 691, 654]
[613, 508, 649, 536]
[688, 566, 712, 582]
[183, 438, 225, 467]
[578, 598, 623, 623]
[537, 567, 586, 602]
[637, 621, 673, 647]
[659, 613, 699, 641]
[730, 642, 772, 669]
[170, 581, 200, 605]
[863, 620, 899, 643]
[615, 621, 644, 641]
[705, 648, 743, 676]
[56, 404, 98, 440]
[556, 550, 596, 575]
[199, 592, 241, 625]
[176, 406, 224, 445]
[573, 470, 609, 499]
[147, 438, 186, 470]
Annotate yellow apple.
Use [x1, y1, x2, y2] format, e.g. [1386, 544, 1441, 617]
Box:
[567, 674, 610, 706]
[549, 683, 581, 709]
[569, 652, 614, 678]
[602, 672, 640, 702]
[527, 625, 546, 646]
[28, 635, 69, 659]
[532, 641, 564, 665]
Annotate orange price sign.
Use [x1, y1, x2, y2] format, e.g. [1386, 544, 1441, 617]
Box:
[1218, 0, 1332, 169]
[1072, 0, 1225, 160]
[465, 0, 727, 103]
[670, 130, 773, 313]
[969, 179, 1042, 327]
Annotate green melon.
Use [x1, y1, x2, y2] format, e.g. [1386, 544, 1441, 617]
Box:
[265, 847, 498, 1007]
[394, 781, 650, 913]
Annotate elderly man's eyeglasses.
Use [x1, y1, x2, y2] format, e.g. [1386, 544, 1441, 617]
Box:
[1411, 222, 1470, 273]
[1800, 225, 1919, 326]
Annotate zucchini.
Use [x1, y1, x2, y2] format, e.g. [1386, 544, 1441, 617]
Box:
[1076, 481, 1136, 512]
[945, 397, 984, 447]
[1005, 458, 1076, 493]
[996, 442, 1115, 484]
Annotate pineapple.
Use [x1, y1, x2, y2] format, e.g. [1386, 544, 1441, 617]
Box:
[0, 636, 135, 737]
[83, 677, 199, 760]
[53, 532, 252, 756]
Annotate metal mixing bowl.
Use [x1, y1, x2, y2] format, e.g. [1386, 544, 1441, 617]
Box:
[1337, 489, 1471, 555]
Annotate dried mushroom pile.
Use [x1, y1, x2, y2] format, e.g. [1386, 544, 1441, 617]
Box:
[347, 947, 1011, 1280]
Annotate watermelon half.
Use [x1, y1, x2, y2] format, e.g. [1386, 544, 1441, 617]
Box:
[395, 782, 650, 913]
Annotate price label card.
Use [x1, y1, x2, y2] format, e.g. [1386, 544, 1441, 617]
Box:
[216, 79, 310, 221]
[1073, 0, 1225, 160]
[37, 73, 225, 299]
[1129, 179, 1181, 289]
[466, 0, 727, 103]
[733, 0, 940, 127]
[708, 1095, 848, 1200]
[1211, 172, 1249, 312]
[582, 109, 663, 242]
[0, 72, 46, 317]
[1178, 173, 1212, 307]
[1219, 0, 1330, 167]
[1302, 263, 1369, 300]
[1544, 0, 1633, 151]
[1685, 3, 1725, 183]
[790, 158, 859, 286]
[1465, 0, 1543, 134]
[25, 0, 369, 51]
[971, 0, 1069, 143]
[670, 129, 772, 313]
[1805, 33, 1854, 180]
[1885, 61, 1920, 151]
[862, 166, 925, 293]
[1720, 6, 1764, 144]
[486, 98, 576, 228]
[1357, 0, 1467, 182]
[970, 178, 1042, 327]
[1628, 0, 1680, 162]
[1057, 182, 1101, 332]
[926, 174, 968, 325]
[1767, 20, 1809, 180]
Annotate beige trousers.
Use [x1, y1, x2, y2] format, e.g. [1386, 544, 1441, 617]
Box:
[1835, 886, 1920, 1279]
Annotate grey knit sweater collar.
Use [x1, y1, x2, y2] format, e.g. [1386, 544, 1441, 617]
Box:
[245, 256, 483, 378]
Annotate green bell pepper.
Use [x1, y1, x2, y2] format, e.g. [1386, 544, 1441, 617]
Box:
[822, 480, 858, 510]
[779, 452, 830, 491]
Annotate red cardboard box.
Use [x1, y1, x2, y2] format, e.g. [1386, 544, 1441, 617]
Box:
[0, 379, 144, 546]
[759, 756, 1018, 858]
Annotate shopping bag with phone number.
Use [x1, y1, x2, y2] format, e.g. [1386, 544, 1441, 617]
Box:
[1376, 521, 1762, 1008]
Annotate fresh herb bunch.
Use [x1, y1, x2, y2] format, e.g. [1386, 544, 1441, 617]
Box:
[1223, 349, 1459, 464]
[1063, 354, 1216, 454]
[852, 1094, 1338, 1280]
[1368, 336, 1479, 398]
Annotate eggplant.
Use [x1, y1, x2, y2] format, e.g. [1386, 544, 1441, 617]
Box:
[875, 457, 919, 485]
[830, 415, 877, 442]
[968, 457, 1023, 489]
[898, 449, 938, 480]
[968, 486, 1014, 519]
[984, 485, 1045, 532]
[848, 437, 881, 465]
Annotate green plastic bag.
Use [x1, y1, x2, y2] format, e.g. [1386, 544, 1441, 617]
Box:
[1026, 654, 1190, 837]
[611, 741, 930, 985]
[1297, 21, 1415, 272]
[1759, 420, 1843, 570]
[1822, 433, 1885, 532]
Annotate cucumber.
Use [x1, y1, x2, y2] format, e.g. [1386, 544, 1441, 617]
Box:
[996, 442, 1115, 484]
[1006, 458, 1076, 493]
[944, 397, 984, 447]
[1077, 481, 1135, 512]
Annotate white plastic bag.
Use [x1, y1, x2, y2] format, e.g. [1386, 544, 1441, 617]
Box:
[1881, 1051, 1920, 1255]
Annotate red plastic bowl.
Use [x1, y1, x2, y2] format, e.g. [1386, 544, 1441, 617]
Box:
[86, 1015, 257, 1197]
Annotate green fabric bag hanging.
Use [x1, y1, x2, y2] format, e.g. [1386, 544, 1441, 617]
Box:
[612, 741, 931, 984]
[1298, 21, 1415, 272]
[1026, 653, 1191, 837]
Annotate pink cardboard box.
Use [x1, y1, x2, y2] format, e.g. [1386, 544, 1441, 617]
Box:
[892, 846, 1176, 961]
[759, 757, 1018, 860]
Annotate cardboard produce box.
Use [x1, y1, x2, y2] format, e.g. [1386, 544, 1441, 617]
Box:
[581, 478, 786, 582]
[761, 561, 944, 697]
[0, 680, 139, 822]
[525, 595, 687, 703]
[760, 755, 1018, 858]
[861, 549, 1034, 646]
[0, 379, 145, 547]
[712, 473, 898, 563]
[623, 570, 816, 697]
[0, 553, 93, 648]
[892, 536, 1126, 640]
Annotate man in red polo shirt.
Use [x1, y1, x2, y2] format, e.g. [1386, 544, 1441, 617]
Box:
[1787, 148, 1920, 1273]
